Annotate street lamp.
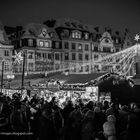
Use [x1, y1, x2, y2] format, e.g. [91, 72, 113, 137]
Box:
[1, 60, 4, 92]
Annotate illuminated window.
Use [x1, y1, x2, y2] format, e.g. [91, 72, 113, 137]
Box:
[72, 32, 75, 38]
[44, 41, 49, 47]
[72, 32, 81, 39]
[39, 41, 44, 47]
[85, 33, 89, 40]
[4, 61, 9, 71]
[78, 44, 82, 50]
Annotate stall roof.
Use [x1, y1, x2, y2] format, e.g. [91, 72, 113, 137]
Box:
[46, 73, 107, 84]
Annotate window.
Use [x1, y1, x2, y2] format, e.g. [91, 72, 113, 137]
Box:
[127, 42, 130, 46]
[39, 41, 44, 47]
[5, 50, 9, 56]
[85, 44, 89, 51]
[28, 63, 34, 71]
[55, 53, 60, 60]
[85, 54, 89, 60]
[72, 53, 76, 60]
[94, 65, 99, 71]
[78, 53, 83, 61]
[94, 54, 99, 60]
[42, 53, 47, 59]
[36, 52, 41, 59]
[48, 53, 52, 59]
[72, 32, 81, 39]
[64, 42, 69, 49]
[78, 44, 82, 50]
[4, 61, 9, 71]
[103, 47, 111, 53]
[85, 65, 89, 72]
[79, 66, 83, 72]
[55, 64, 60, 70]
[55, 42, 59, 49]
[28, 52, 34, 59]
[94, 46, 98, 52]
[28, 39, 33, 46]
[72, 43, 76, 50]
[65, 53, 69, 60]
[44, 41, 49, 47]
[85, 33, 89, 40]
[72, 32, 75, 38]
[116, 38, 119, 44]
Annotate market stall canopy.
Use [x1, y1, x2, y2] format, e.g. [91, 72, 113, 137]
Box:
[46, 73, 106, 84]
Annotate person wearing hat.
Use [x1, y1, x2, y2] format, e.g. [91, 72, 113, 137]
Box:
[95, 121, 116, 140]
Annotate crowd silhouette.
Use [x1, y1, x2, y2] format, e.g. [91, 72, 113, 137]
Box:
[0, 91, 140, 140]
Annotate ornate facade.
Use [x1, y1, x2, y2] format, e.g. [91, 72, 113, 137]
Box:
[7, 18, 134, 75]
[0, 22, 14, 79]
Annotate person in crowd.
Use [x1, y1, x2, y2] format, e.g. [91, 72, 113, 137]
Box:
[81, 110, 96, 140]
[37, 103, 56, 140]
[95, 121, 117, 140]
[62, 109, 82, 140]
[118, 113, 140, 140]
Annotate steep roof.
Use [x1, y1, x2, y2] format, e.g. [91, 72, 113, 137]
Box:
[22, 23, 59, 39]
[0, 21, 10, 44]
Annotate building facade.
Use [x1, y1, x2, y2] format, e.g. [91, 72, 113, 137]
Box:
[9, 23, 61, 75]
[0, 22, 14, 79]
[7, 18, 134, 76]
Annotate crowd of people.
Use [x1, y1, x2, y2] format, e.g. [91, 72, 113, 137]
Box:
[0, 91, 140, 140]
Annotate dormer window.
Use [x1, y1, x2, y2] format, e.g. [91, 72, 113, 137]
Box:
[45, 41, 49, 47]
[85, 33, 89, 40]
[39, 41, 44, 47]
[28, 39, 33, 46]
[72, 31, 81, 39]
[72, 32, 75, 38]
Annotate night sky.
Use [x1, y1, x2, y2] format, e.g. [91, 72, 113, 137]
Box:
[0, 0, 140, 35]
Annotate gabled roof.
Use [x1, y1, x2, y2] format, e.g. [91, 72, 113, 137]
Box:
[22, 23, 59, 39]
[0, 21, 10, 44]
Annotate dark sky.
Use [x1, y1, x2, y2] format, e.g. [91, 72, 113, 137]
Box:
[0, 0, 140, 35]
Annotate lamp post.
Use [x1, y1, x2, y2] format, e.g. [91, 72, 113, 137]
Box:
[1, 60, 4, 92]
[21, 51, 26, 94]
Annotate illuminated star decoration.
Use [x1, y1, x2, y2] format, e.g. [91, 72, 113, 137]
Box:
[134, 34, 140, 42]
[12, 51, 23, 65]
